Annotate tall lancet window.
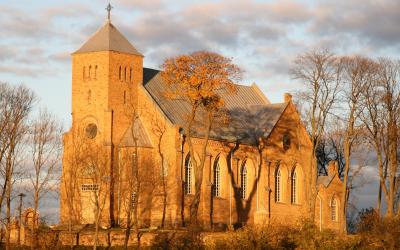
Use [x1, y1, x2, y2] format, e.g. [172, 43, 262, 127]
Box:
[119, 66, 122, 80]
[83, 67, 86, 80]
[124, 67, 127, 81]
[130, 67, 132, 82]
[213, 160, 221, 197]
[291, 170, 297, 204]
[241, 164, 247, 199]
[275, 168, 281, 202]
[184, 155, 193, 195]
[89, 65, 92, 79]
[331, 198, 338, 221]
[94, 65, 97, 79]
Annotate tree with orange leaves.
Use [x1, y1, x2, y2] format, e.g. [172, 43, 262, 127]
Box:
[161, 51, 242, 226]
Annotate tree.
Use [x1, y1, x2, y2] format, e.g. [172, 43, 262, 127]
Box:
[161, 51, 242, 226]
[338, 56, 375, 233]
[291, 49, 341, 220]
[0, 83, 35, 250]
[27, 109, 62, 249]
[377, 58, 400, 217]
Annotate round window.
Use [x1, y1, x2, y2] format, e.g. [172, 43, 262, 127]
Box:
[85, 123, 97, 139]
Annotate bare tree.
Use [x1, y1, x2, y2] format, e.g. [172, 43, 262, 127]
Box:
[291, 49, 341, 220]
[80, 142, 109, 250]
[338, 56, 374, 233]
[0, 83, 35, 250]
[377, 58, 400, 217]
[150, 115, 168, 228]
[161, 51, 241, 226]
[27, 109, 63, 249]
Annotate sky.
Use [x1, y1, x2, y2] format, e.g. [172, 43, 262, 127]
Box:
[1, 0, 399, 223]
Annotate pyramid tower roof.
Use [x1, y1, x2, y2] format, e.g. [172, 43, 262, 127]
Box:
[74, 20, 143, 56]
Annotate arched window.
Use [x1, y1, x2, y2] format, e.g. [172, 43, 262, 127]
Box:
[331, 198, 338, 221]
[241, 164, 247, 199]
[89, 65, 92, 79]
[94, 65, 97, 79]
[184, 155, 193, 195]
[130, 67, 132, 82]
[119, 66, 122, 80]
[124, 67, 127, 81]
[291, 170, 297, 204]
[123, 91, 126, 104]
[213, 160, 221, 197]
[83, 67, 86, 79]
[275, 168, 281, 202]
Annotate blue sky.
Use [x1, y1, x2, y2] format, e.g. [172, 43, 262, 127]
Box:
[1, 0, 399, 223]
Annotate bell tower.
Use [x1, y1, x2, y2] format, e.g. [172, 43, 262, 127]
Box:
[63, 4, 144, 226]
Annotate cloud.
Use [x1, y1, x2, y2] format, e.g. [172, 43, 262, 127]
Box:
[309, 0, 400, 50]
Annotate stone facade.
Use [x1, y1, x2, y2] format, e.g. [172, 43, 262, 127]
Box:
[60, 19, 343, 232]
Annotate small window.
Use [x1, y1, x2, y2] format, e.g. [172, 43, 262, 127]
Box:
[185, 155, 193, 195]
[130, 68, 132, 82]
[119, 66, 122, 80]
[241, 164, 247, 199]
[89, 65, 92, 79]
[124, 67, 127, 81]
[83, 67, 86, 80]
[331, 198, 338, 221]
[213, 160, 221, 197]
[123, 91, 126, 104]
[94, 65, 98, 79]
[275, 168, 281, 202]
[81, 184, 99, 192]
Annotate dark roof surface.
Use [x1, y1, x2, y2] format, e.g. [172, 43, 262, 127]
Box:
[143, 68, 288, 145]
[74, 21, 143, 56]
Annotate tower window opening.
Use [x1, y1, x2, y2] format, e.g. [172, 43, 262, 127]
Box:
[88, 90, 92, 104]
[123, 91, 126, 104]
[124, 67, 127, 81]
[89, 65, 92, 79]
[130, 67, 132, 82]
[119, 66, 122, 80]
[94, 65, 97, 79]
[83, 67, 86, 80]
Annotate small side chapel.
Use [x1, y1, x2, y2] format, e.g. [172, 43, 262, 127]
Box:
[60, 7, 343, 231]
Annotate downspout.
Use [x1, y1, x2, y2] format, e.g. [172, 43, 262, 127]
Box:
[109, 109, 115, 226]
[117, 147, 121, 225]
[317, 195, 322, 231]
[229, 147, 233, 229]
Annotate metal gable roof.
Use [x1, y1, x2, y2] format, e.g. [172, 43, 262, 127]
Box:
[143, 68, 288, 146]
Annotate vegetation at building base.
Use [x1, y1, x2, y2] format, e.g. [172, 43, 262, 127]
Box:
[2, 210, 399, 249]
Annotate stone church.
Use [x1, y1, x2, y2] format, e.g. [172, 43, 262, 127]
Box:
[60, 13, 343, 231]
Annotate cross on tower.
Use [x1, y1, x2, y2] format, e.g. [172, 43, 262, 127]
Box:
[106, 3, 113, 21]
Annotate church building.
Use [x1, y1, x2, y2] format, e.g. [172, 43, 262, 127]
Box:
[60, 11, 343, 231]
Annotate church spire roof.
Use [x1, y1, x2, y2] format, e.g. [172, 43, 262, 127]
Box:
[73, 5, 143, 56]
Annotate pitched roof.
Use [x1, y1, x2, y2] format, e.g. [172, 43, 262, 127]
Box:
[317, 175, 335, 188]
[74, 21, 143, 56]
[120, 118, 153, 148]
[143, 68, 288, 145]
